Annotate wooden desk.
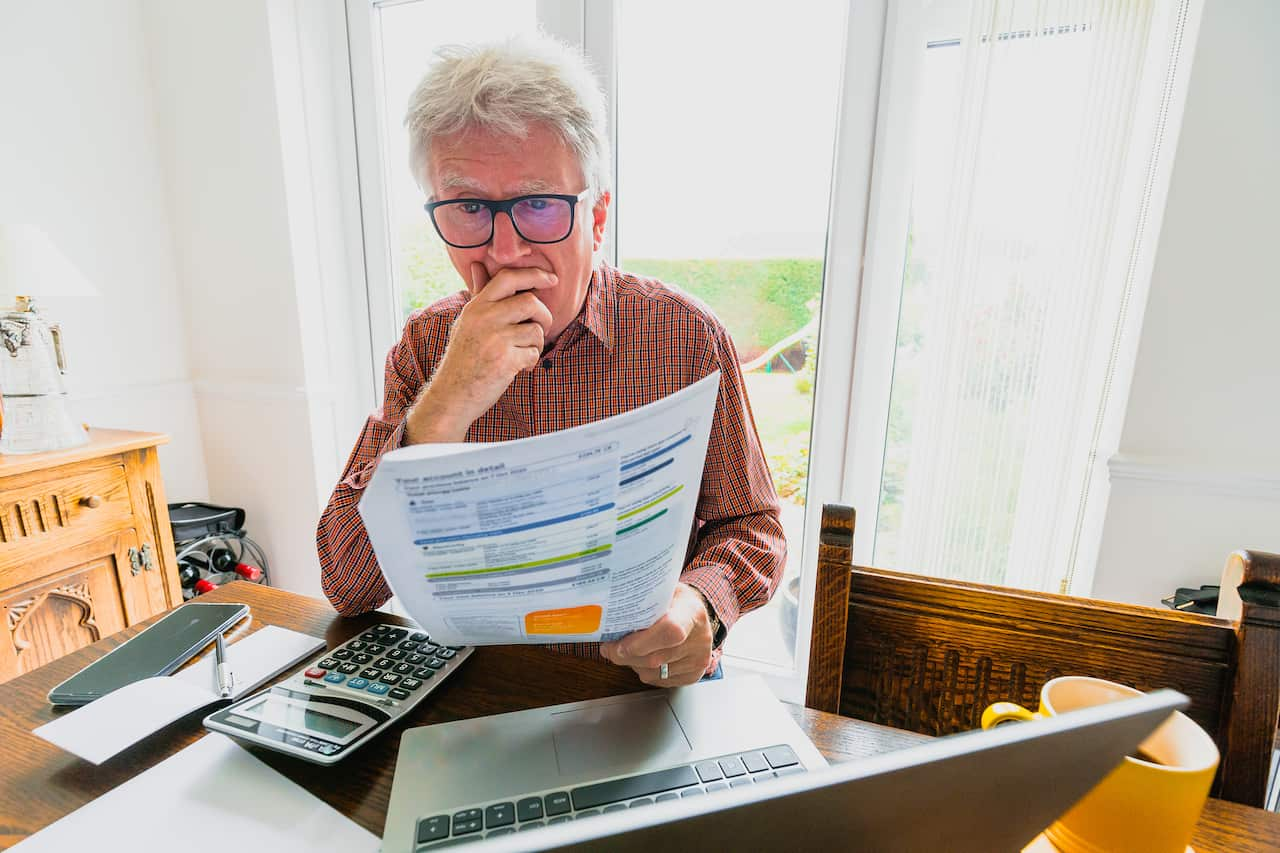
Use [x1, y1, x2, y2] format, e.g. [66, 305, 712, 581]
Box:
[2, 582, 1277, 851]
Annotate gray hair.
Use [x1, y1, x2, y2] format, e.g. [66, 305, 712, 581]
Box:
[404, 33, 611, 201]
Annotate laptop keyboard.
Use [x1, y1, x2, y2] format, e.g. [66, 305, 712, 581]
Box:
[414, 744, 805, 849]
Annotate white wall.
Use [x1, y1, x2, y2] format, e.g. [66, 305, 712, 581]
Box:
[1092, 0, 1280, 605]
[0, 0, 208, 500]
[140, 0, 369, 599]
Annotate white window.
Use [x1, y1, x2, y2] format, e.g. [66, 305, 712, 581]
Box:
[345, 0, 848, 694]
[341, 0, 1200, 697]
[844, 0, 1201, 595]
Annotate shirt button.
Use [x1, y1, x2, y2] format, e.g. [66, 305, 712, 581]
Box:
[541, 359, 553, 370]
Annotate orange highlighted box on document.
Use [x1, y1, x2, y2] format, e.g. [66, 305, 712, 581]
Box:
[524, 605, 603, 635]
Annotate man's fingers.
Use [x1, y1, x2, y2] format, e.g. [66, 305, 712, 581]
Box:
[469, 262, 490, 295]
[635, 660, 703, 687]
[616, 615, 686, 660]
[494, 291, 554, 331]
[510, 320, 545, 350]
[475, 266, 557, 302]
[515, 344, 541, 370]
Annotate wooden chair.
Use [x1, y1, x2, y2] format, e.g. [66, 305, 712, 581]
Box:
[805, 503, 1280, 808]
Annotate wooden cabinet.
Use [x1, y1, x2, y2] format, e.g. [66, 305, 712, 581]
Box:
[0, 430, 180, 683]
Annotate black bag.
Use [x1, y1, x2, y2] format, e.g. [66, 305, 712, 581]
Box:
[168, 502, 246, 543]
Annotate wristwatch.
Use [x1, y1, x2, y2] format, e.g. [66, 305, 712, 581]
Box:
[701, 594, 725, 650]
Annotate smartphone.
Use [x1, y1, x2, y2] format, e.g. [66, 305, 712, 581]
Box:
[48, 602, 250, 706]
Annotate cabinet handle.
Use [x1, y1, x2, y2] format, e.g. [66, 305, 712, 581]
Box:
[128, 547, 142, 576]
[141, 544, 156, 571]
[80, 495, 103, 509]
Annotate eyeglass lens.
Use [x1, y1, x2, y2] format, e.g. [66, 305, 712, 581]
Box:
[434, 197, 574, 246]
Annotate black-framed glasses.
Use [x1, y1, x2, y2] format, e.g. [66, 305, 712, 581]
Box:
[424, 189, 591, 249]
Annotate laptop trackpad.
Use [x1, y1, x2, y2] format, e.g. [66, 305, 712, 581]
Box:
[551, 695, 693, 778]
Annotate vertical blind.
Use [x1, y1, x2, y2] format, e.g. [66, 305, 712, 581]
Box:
[876, 0, 1189, 591]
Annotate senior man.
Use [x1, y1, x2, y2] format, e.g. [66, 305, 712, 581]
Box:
[317, 35, 785, 686]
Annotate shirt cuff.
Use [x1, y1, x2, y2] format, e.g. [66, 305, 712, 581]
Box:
[344, 421, 407, 490]
[679, 564, 741, 639]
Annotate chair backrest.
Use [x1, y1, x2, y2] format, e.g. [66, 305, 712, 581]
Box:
[806, 503, 1280, 808]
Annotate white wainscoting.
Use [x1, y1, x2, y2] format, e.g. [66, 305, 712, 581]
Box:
[70, 379, 209, 502]
[1090, 454, 1280, 607]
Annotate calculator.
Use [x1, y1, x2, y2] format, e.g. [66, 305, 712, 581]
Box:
[203, 623, 472, 764]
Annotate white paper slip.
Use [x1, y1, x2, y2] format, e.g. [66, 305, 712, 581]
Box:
[360, 371, 721, 646]
[10, 733, 380, 853]
[172, 624, 325, 699]
[35, 625, 323, 764]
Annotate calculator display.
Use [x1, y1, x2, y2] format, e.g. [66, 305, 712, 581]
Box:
[243, 697, 362, 738]
[300, 708, 360, 738]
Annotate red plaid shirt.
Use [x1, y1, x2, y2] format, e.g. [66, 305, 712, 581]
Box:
[317, 262, 785, 666]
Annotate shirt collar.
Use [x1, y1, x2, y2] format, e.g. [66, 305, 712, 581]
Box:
[577, 262, 615, 350]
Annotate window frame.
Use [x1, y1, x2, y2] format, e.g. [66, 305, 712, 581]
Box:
[340, 0, 877, 701]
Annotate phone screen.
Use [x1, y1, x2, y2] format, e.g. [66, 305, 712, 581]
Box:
[49, 603, 248, 705]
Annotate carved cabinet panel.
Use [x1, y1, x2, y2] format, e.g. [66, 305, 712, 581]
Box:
[0, 533, 137, 680]
[0, 431, 179, 684]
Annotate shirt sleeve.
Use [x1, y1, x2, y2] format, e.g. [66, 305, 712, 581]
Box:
[317, 321, 434, 616]
[679, 322, 788, 641]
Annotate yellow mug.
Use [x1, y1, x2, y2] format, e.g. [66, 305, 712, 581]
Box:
[982, 676, 1218, 853]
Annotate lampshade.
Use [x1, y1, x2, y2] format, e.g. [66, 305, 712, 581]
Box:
[0, 224, 99, 306]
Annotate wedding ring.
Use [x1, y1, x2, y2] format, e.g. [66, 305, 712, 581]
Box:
[659, 663, 669, 680]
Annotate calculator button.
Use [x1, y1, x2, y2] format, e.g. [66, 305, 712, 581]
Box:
[453, 808, 482, 824]
[420, 643, 439, 655]
[352, 653, 372, 665]
[360, 668, 383, 680]
[389, 688, 410, 700]
[304, 667, 327, 679]
[358, 632, 378, 642]
[447, 645, 465, 651]
[437, 649, 457, 660]
[386, 649, 406, 660]
[286, 733, 309, 748]
[413, 668, 437, 680]
[411, 631, 428, 642]
[317, 743, 340, 756]
[385, 629, 408, 643]
[346, 640, 367, 651]
[417, 816, 449, 845]
[371, 625, 390, 634]
[346, 677, 369, 690]
[317, 657, 339, 669]
[401, 678, 424, 691]
[393, 663, 415, 675]
[379, 672, 401, 685]
[365, 643, 385, 655]
[302, 740, 321, 752]
[374, 658, 394, 669]
[398, 641, 420, 652]
[323, 672, 346, 684]
[406, 654, 426, 665]
[331, 649, 353, 660]
[338, 663, 361, 675]
[485, 803, 515, 828]
[366, 682, 390, 695]
[426, 657, 447, 669]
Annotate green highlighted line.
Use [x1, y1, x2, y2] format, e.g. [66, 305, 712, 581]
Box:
[617, 508, 668, 537]
[425, 543, 612, 579]
[617, 486, 683, 522]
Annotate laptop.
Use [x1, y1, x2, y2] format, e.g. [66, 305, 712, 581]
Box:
[383, 675, 1186, 852]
